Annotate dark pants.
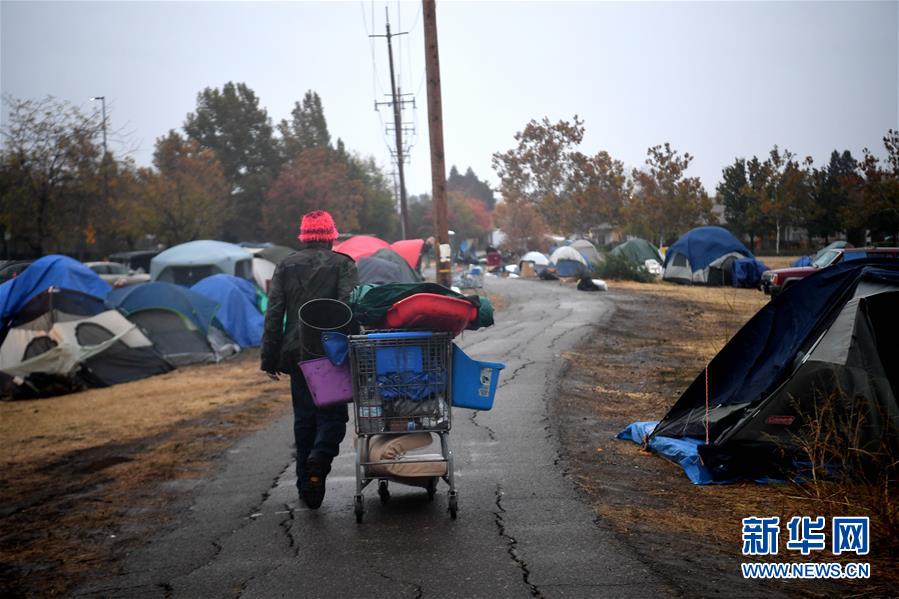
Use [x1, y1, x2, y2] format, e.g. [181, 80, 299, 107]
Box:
[289, 363, 349, 486]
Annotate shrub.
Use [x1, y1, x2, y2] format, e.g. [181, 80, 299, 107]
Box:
[595, 253, 656, 282]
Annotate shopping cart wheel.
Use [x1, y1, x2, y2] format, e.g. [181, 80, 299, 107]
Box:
[378, 480, 390, 504]
[426, 478, 437, 502]
[448, 491, 458, 520]
[354, 494, 364, 523]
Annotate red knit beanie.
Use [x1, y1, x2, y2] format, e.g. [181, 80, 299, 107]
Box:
[298, 210, 338, 243]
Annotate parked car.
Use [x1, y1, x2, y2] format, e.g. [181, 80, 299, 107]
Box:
[0, 259, 35, 284]
[761, 247, 899, 297]
[85, 261, 151, 288]
[108, 250, 160, 274]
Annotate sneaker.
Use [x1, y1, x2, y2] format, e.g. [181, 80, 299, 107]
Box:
[299, 456, 330, 509]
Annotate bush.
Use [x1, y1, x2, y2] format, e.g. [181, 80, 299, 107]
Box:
[595, 253, 656, 282]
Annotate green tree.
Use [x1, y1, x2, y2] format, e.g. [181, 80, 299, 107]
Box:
[625, 143, 712, 245]
[0, 95, 105, 256]
[854, 132, 899, 243]
[184, 82, 280, 240]
[341, 150, 400, 240]
[718, 158, 763, 250]
[278, 90, 331, 159]
[447, 166, 495, 210]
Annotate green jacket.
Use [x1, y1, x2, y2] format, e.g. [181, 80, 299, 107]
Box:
[260, 242, 358, 373]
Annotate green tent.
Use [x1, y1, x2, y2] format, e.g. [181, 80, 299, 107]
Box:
[610, 238, 663, 266]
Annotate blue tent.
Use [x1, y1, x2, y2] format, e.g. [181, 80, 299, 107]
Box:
[650, 259, 899, 481]
[0, 255, 111, 331]
[662, 226, 753, 284]
[190, 275, 263, 347]
[107, 282, 219, 334]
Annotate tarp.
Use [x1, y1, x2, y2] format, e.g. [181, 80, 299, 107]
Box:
[791, 255, 813, 267]
[617, 421, 715, 484]
[349, 283, 494, 330]
[150, 240, 253, 285]
[107, 282, 219, 334]
[610, 238, 663, 265]
[191, 275, 263, 347]
[333, 236, 390, 261]
[731, 258, 769, 288]
[390, 239, 425, 269]
[0, 255, 111, 333]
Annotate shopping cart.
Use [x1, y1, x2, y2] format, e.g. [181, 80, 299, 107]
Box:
[348, 330, 457, 522]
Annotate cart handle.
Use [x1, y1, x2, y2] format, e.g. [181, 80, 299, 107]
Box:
[365, 331, 434, 340]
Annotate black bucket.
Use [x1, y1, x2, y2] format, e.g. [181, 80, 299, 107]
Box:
[299, 299, 354, 357]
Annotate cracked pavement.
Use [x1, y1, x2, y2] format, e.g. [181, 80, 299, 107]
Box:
[74, 277, 676, 598]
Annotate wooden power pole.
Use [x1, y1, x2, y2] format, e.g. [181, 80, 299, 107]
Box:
[422, 0, 451, 287]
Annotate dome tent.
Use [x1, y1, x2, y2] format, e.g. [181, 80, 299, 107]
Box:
[570, 239, 602, 268]
[191, 275, 264, 348]
[549, 245, 589, 278]
[610, 238, 663, 266]
[662, 227, 752, 285]
[150, 240, 254, 287]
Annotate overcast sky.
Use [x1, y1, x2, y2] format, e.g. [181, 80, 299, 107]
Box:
[2, 1, 897, 198]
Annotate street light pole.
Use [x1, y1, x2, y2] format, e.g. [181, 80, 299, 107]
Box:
[90, 96, 109, 205]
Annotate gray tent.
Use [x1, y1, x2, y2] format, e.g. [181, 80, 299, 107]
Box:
[371, 248, 424, 282]
[151, 240, 254, 286]
[358, 256, 419, 285]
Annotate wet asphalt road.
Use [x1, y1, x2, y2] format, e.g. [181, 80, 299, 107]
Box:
[75, 277, 677, 598]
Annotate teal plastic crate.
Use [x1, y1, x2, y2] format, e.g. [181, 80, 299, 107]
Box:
[451, 344, 505, 411]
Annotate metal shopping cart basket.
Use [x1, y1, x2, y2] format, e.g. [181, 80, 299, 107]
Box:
[348, 330, 456, 522]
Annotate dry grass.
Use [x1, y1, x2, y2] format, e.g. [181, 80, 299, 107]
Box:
[0, 350, 291, 597]
[556, 278, 898, 595]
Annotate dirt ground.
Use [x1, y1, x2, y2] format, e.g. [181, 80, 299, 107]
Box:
[0, 350, 290, 597]
[553, 264, 898, 597]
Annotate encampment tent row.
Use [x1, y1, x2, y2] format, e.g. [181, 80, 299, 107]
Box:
[150, 240, 254, 286]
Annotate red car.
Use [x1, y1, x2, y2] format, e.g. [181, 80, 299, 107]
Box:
[760, 247, 899, 296]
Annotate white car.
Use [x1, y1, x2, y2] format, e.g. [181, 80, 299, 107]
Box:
[85, 261, 151, 288]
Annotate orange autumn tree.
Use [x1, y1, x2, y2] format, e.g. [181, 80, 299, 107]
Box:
[263, 147, 363, 246]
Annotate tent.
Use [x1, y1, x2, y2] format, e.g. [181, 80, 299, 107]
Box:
[252, 257, 276, 293]
[610, 238, 663, 266]
[257, 245, 295, 265]
[107, 282, 238, 365]
[150, 240, 253, 286]
[191, 275, 263, 347]
[0, 255, 111, 331]
[570, 239, 602, 268]
[333, 236, 390, 261]
[371, 248, 423, 282]
[662, 226, 753, 285]
[390, 239, 425, 269]
[0, 287, 172, 389]
[519, 251, 549, 267]
[549, 246, 589, 278]
[357, 256, 418, 285]
[648, 259, 899, 482]
[731, 257, 770, 288]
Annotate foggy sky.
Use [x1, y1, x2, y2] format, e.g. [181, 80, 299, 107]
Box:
[2, 1, 897, 198]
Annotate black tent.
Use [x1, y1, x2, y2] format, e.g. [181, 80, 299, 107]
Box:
[651, 259, 899, 481]
[371, 248, 424, 282]
[358, 256, 419, 285]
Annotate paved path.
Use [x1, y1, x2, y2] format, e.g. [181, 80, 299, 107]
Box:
[76, 277, 676, 598]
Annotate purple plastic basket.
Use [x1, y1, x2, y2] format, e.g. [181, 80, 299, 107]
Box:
[299, 357, 353, 407]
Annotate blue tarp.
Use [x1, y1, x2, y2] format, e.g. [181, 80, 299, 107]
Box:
[0, 255, 111, 330]
[791, 255, 813, 267]
[191, 275, 263, 347]
[618, 422, 779, 485]
[107, 281, 219, 334]
[731, 258, 769, 288]
[663, 226, 753, 271]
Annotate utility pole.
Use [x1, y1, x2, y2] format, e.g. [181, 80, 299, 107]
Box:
[91, 96, 109, 205]
[371, 9, 411, 239]
[422, 0, 451, 287]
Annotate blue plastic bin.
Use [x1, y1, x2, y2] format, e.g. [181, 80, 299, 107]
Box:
[451, 344, 505, 411]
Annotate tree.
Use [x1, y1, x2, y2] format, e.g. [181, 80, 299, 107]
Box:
[263, 147, 363, 246]
[0, 95, 105, 256]
[625, 143, 712, 245]
[184, 82, 280, 240]
[493, 198, 548, 252]
[718, 158, 763, 250]
[566, 151, 630, 236]
[447, 166, 495, 210]
[341, 151, 400, 240]
[278, 90, 331, 159]
[854, 131, 899, 243]
[492, 116, 586, 231]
